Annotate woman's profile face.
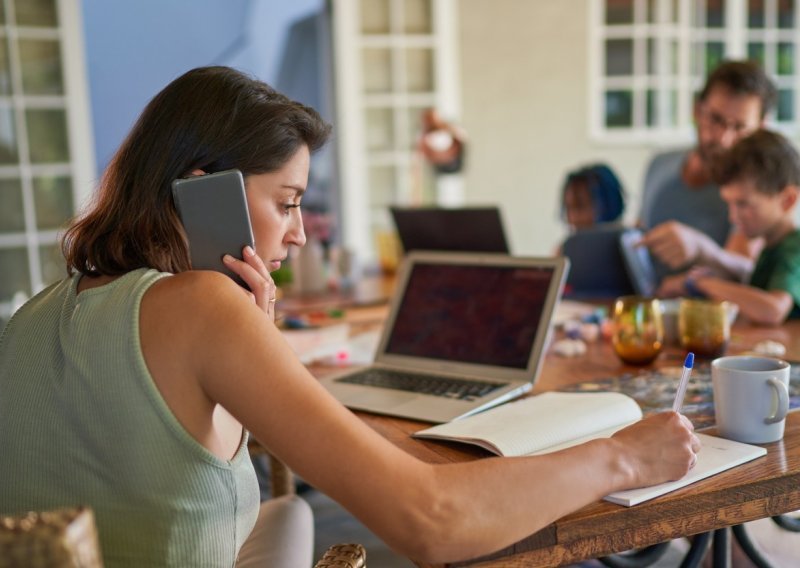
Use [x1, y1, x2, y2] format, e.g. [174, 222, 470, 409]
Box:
[564, 180, 595, 230]
[245, 145, 310, 272]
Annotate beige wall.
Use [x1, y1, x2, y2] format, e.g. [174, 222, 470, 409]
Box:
[457, 0, 680, 255]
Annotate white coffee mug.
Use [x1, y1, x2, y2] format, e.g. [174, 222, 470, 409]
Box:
[711, 356, 790, 444]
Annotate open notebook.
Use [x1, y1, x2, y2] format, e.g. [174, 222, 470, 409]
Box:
[321, 252, 569, 423]
[414, 392, 767, 506]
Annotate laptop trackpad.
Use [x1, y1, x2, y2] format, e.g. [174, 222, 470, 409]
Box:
[334, 383, 418, 408]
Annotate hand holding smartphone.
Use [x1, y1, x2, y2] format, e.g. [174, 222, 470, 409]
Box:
[171, 169, 255, 287]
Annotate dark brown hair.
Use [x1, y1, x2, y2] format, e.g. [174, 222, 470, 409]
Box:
[713, 129, 800, 194]
[62, 66, 331, 276]
[699, 60, 777, 119]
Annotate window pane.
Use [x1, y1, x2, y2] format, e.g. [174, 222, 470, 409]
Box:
[646, 89, 657, 126]
[405, 48, 434, 92]
[748, 0, 765, 28]
[605, 90, 633, 127]
[706, 0, 725, 27]
[0, 248, 30, 300]
[646, 0, 657, 22]
[0, 177, 24, 232]
[0, 108, 19, 164]
[655, 40, 680, 75]
[407, 107, 427, 150]
[778, 88, 794, 120]
[361, 0, 390, 34]
[748, 42, 765, 66]
[0, 38, 11, 95]
[33, 175, 72, 229]
[39, 242, 65, 285]
[606, 39, 634, 76]
[777, 42, 795, 75]
[365, 108, 394, 151]
[362, 49, 392, 93]
[19, 39, 64, 95]
[647, 38, 657, 75]
[670, 40, 679, 74]
[13, 0, 58, 27]
[403, 0, 431, 34]
[25, 108, 69, 163]
[706, 42, 725, 73]
[779, 0, 795, 28]
[368, 165, 396, 206]
[606, 0, 634, 24]
[668, 89, 679, 126]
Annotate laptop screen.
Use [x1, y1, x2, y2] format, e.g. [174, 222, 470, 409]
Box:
[390, 207, 509, 253]
[384, 262, 555, 369]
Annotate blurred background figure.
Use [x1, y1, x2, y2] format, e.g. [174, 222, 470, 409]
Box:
[417, 108, 466, 175]
[639, 60, 776, 295]
[557, 163, 632, 298]
[560, 163, 626, 233]
[411, 107, 468, 206]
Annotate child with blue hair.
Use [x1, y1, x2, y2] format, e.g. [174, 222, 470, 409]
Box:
[561, 163, 626, 231]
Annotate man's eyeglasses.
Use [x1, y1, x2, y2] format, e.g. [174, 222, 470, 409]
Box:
[697, 106, 756, 135]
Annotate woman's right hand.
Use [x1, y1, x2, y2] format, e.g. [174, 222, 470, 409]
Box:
[222, 246, 278, 322]
[611, 411, 701, 488]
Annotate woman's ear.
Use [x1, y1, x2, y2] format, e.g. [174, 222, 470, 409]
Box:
[188, 169, 206, 177]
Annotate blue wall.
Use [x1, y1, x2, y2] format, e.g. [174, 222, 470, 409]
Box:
[81, 0, 322, 177]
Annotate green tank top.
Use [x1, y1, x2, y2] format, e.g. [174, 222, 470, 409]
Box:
[0, 268, 260, 567]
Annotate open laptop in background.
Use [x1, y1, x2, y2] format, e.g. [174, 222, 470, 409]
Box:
[320, 251, 569, 423]
[561, 225, 657, 299]
[390, 206, 510, 253]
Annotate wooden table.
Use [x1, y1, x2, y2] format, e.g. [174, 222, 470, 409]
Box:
[342, 320, 800, 567]
[281, 281, 800, 567]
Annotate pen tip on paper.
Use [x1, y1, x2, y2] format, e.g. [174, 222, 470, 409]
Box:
[684, 352, 694, 368]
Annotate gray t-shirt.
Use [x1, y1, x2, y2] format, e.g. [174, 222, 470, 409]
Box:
[639, 149, 732, 279]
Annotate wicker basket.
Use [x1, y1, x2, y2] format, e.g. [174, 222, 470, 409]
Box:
[0, 507, 103, 568]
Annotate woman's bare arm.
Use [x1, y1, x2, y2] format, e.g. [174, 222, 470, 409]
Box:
[152, 272, 699, 563]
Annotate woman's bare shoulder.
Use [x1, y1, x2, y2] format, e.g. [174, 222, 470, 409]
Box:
[143, 270, 256, 331]
[150, 270, 244, 303]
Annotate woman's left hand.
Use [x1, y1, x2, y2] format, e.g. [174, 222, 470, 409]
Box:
[223, 246, 278, 322]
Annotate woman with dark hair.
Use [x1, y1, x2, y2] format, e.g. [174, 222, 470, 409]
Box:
[0, 67, 699, 567]
[561, 163, 626, 231]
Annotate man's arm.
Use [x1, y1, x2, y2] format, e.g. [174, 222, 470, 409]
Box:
[641, 221, 756, 281]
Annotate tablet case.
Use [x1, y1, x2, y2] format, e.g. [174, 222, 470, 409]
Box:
[561, 225, 657, 299]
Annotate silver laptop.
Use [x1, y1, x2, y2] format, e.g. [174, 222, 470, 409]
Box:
[321, 251, 569, 423]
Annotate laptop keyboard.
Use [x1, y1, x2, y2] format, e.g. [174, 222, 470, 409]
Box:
[336, 369, 508, 401]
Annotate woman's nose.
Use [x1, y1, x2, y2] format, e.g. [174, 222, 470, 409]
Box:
[287, 213, 307, 247]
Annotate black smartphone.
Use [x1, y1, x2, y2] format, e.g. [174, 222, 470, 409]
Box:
[171, 169, 255, 287]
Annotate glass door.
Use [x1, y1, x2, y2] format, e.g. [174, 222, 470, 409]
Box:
[0, 0, 94, 328]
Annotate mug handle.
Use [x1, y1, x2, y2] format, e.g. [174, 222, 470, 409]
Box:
[764, 377, 790, 425]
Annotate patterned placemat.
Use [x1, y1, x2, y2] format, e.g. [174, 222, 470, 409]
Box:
[560, 362, 800, 430]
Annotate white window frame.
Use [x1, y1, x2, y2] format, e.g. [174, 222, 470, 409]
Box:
[589, 0, 800, 145]
[0, 0, 95, 321]
[332, 0, 460, 262]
